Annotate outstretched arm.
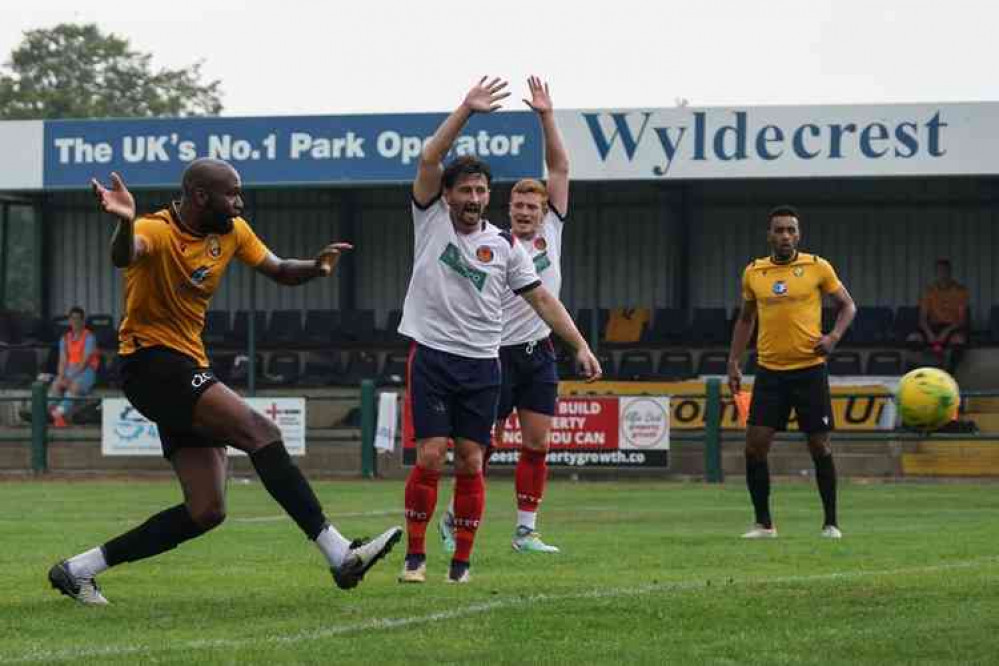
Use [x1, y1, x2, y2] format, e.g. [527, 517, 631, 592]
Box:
[92, 173, 147, 268]
[524, 76, 568, 215]
[520, 286, 602, 382]
[413, 77, 509, 206]
[255, 242, 354, 286]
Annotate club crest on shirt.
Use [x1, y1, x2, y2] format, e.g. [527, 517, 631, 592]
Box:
[534, 237, 547, 251]
[206, 235, 222, 260]
[793, 266, 804, 277]
[772, 280, 788, 296]
[475, 246, 494, 263]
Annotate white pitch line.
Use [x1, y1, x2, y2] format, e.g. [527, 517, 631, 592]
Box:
[4, 557, 996, 665]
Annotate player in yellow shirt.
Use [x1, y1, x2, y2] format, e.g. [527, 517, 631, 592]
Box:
[49, 159, 401, 605]
[727, 205, 856, 540]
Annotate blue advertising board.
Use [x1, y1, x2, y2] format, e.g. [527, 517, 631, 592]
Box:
[43, 112, 543, 188]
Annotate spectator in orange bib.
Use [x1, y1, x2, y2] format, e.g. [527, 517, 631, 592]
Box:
[914, 259, 969, 369]
[48, 306, 100, 427]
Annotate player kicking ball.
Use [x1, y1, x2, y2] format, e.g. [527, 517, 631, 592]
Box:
[49, 160, 400, 605]
[439, 77, 570, 555]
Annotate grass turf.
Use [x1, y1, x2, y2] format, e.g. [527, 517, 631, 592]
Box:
[1, 478, 997, 665]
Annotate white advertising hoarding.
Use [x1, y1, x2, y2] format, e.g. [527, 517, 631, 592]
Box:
[101, 397, 306, 456]
[0, 121, 44, 190]
[557, 102, 999, 180]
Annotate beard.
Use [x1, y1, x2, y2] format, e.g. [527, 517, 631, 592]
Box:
[202, 206, 235, 234]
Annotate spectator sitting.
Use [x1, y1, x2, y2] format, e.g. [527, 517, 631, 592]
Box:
[913, 259, 969, 370]
[48, 306, 100, 427]
[604, 307, 650, 344]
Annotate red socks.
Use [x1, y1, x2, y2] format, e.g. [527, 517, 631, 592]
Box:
[515, 447, 548, 512]
[453, 471, 485, 563]
[404, 465, 440, 556]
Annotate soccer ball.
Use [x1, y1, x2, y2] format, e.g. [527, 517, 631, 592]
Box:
[896, 367, 960, 431]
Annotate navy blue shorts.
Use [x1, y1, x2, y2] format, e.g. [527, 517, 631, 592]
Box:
[497, 338, 559, 421]
[408, 344, 501, 447]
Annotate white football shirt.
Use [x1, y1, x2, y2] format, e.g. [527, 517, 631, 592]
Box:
[399, 196, 541, 358]
[501, 209, 565, 345]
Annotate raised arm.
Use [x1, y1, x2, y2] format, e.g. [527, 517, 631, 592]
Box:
[92, 173, 147, 268]
[255, 242, 354, 286]
[520, 286, 602, 382]
[524, 76, 568, 215]
[413, 77, 510, 206]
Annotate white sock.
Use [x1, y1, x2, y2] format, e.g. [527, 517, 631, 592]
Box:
[67, 547, 108, 578]
[315, 524, 352, 568]
[517, 510, 537, 532]
[448, 497, 455, 517]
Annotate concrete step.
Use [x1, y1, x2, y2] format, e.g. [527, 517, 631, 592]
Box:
[902, 441, 999, 476]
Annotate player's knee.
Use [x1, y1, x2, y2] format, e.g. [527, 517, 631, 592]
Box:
[232, 411, 282, 451]
[190, 504, 227, 530]
[808, 437, 832, 458]
[416, 446, 447, 470]
[453, 447, 484, 475]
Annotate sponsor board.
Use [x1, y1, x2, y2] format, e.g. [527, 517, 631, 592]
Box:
[402, 395, 670, 468]
[558, 102, 999, 180]
[559, 377, 898, 430]
[43, 112, 541, 188]
[101, 397, 306, 456]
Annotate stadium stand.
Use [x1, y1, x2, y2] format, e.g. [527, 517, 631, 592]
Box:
[617, 350, 655, 381]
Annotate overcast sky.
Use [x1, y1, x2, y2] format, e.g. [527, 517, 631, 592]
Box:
[1, 1, 996, 117]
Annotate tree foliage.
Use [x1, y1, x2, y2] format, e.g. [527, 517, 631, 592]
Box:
[0, 23, 223, 119]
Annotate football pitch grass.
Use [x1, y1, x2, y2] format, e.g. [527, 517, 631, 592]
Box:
[1, 478, 997, 665]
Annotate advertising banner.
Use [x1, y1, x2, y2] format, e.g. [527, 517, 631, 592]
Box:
[558, 102, 999, 180]
[101, 397, 306, 456]
[559, 377, 898, 430]
[402, 395, 670, 468]
[43, 112, 542, 188]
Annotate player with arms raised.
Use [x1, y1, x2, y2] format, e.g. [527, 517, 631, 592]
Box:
[398, 78, 601, 584]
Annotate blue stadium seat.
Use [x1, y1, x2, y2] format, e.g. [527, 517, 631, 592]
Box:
[229, 310, 267, 346]
[203, 310, 230, 346]
[645, 308, 688, 344]
[336, 309, 376, 344]
[617, 350, 654, 381]
[894, 306, 921, 344]
[265, 351, 301, 386]
[266, 310, 303, 346]
[379, 309, 406, 344]
[849, 306, 894, 345]
[303, 309, 339, 347]
[690, 308, 729, 345]
[696, 350, 728, 375]
[378, 351, 408, 387]
[658, 351, 693, 380]
[1, 349, 38, 386]
[866, 350, 902, 375]
[827, 350, 862, 375]
[300, 350, 340, 387]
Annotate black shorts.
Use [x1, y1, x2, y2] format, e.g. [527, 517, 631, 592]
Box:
[748, 363, 834, 434]
[119, 346, 221, 459]
[408, 343, 501, 447]
[497, 338, 559, 421]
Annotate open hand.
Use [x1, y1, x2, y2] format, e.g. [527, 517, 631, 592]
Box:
[523, 76, 553, 115]
[315, 242, 354, 276]
[91, 172, 136, 222]
[463, 77, 510, 113]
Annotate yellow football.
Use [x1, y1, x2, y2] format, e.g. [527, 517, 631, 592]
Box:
[896, 367, 960, 431]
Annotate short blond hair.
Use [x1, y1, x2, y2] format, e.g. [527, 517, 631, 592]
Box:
[511, 179, 549, 211]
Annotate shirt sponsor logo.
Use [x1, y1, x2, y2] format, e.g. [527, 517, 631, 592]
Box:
[439, 243, 487, 292]
[189, 265, 211, 286]
[533, 250, 551, 274]
[772, 280, 788, 295]
[534, 237, 547, 251]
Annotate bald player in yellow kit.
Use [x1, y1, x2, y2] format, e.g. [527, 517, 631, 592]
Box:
[727, 205, 856, 540]
[49, 159, 401, 605]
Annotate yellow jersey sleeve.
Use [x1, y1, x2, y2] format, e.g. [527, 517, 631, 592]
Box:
[234, 218, 271, 268]
[816, 257, 843, 294]
[741, 263, 756, 301]
[133, 216, 169, 258]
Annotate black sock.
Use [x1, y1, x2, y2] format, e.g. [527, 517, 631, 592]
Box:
[745, 457, 772, 528]
[102, 504, 206, 567]
[250, 441, 327, 540]
[813, 453, 838, 527]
